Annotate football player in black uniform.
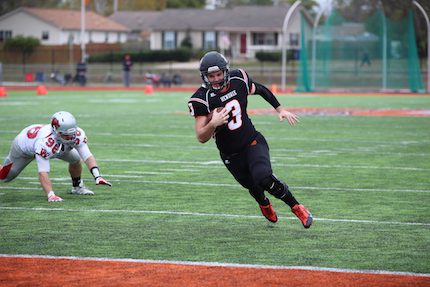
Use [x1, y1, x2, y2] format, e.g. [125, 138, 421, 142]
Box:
[188, 51, 313, 228]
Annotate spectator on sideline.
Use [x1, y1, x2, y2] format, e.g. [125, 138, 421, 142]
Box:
[75, 61, 87, 86]
[122, 54, 133, 87]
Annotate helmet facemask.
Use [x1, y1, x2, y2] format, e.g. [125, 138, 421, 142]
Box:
[201, 68, 229, 91]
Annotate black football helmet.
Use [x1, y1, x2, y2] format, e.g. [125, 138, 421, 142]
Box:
[199, 51, 230, 91]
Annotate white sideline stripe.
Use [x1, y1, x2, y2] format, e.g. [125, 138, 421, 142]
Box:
[98, 159, 428, 171]
[1, 206, 429, 227]
[11, 178, 430, 193]
[0, 254, 428, 277]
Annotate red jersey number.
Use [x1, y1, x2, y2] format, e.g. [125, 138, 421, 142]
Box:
[27, 125, 43, 139]
[38, 148, 49, 159]
[46, 137, 55, 147]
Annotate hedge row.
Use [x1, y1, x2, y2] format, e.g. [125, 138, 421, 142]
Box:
[88, 48, 193, 63]
[255, 50, 299, 62]
[88, 49, 298, 63]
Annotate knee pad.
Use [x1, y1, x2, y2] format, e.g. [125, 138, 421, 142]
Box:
[259, 174, 289, 199]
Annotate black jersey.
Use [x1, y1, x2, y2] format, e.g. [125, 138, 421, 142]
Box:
[188, 69, 258, 155]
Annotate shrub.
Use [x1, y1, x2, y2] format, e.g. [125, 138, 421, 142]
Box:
[88, 48, 193, 63]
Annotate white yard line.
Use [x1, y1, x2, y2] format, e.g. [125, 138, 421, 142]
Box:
[1, 130, 429, 144]
[0, 254, 429, 277]
[96, 158, 428, 171]
[8, 177, 430, 193]
[0, 206, 428, 227]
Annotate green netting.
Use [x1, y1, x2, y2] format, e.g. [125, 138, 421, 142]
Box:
[296, 8, 425, 92]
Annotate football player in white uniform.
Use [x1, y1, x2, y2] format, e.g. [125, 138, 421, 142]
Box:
[0, 111, 111, 202]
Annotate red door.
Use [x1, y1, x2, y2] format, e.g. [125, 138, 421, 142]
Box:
[240, 34, 247, 54]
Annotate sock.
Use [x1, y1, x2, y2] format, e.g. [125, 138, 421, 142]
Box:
[259, 197, 270, 206]
[280, 190, 299, 208]
[72, 177, 81, 187]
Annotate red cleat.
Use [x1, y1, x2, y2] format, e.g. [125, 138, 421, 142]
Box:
[259, 203, 278, 223]
[291, 204, 313, 228]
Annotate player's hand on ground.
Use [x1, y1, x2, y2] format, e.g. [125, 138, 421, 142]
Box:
[95, 177, 112, 187]
[211, 107, 229, 127]
[48, 194, 63, 202]
[278, 109, 299, 126]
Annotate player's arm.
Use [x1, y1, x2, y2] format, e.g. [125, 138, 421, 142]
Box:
[75, 133, 112, 187]
[35, 154, 62, 201]
[251, 82, 299, 126]
[189, 95, 228, 143]
[38, 171, 54, 195]
[84, 155, 112, 186]
[194, 109, 228, 143]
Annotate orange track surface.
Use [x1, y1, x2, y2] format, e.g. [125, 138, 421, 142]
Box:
[0, 257, 429, 287]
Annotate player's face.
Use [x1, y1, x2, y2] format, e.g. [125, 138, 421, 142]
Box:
[58, 132, 76, 143]
[207, 70, 224, 90]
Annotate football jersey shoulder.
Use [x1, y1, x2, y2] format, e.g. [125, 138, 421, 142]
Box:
[229, 68, 252, 93]
[74, 127, 87, 146]
[188, 87, 211, 117]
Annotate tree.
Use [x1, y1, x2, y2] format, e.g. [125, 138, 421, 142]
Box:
[167, 0, 205, 8]
[285, 0, 318, 12]
[331, 0, 428, 60]
[410, 0, 430, 59]
[4, 36, 40, 73]
[0, 0, 61, 16]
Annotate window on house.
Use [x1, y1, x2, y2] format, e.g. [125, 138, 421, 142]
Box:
[163, 31, 176, 49]
[252, 33, 278, 46]
[289, 33, 299, 46]
[0, 30, 12, 42]
[105, 32, 109, 43]
[42, 31, 49, 40]
[203, 31, 216, 49]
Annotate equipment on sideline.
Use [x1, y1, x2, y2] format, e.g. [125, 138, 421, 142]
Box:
[297, 6, 424, 93]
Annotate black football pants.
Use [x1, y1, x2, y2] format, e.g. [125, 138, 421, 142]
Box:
[220, 132, 272, 205]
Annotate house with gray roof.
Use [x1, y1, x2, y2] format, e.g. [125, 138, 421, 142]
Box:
[110, 5, 311, 59]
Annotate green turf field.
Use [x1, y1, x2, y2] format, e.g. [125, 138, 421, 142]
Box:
[0, 90, 429, 273]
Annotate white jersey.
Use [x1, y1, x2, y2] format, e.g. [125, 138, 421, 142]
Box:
[15, 124, 92, 172]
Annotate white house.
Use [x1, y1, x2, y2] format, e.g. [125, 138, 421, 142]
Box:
[111, 5, 312, 59]
[0, 7, 130, 45]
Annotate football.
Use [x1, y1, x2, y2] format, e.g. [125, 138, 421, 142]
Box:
[214, 107, 224, 113]
[207, 107, 225, 121]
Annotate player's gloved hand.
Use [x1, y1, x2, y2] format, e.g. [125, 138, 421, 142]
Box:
[47, 191, 63, 202]
[95, 176, 112, 187]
